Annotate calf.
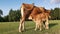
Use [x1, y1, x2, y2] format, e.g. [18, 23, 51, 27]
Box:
[29, 9, 50, 31]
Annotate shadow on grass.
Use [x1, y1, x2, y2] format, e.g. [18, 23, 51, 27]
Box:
[25, 27, 35, 31]
[24, 23, 58, 32]
[49, 23, 58, 28]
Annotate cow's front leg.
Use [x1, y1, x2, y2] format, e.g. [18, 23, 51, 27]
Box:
[45, 19, 49, 29]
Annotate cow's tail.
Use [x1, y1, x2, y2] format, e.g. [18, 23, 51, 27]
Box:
[21, 5, 24, 18]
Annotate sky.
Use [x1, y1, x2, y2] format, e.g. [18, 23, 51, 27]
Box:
[0, 0, 60, 16]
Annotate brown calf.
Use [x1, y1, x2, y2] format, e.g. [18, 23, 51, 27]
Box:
[29, 11, 50, 31]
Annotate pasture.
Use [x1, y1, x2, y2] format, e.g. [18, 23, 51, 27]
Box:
[0, 20, 60, 34]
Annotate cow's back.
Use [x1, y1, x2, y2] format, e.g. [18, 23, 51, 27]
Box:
[21, 3, 34, 19]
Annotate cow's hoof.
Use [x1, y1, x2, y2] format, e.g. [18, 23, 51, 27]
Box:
[34, 29, 37, 31]
[45, 27, 49, 30]
[22, 30, 25, 32]
[19, 30, 22, 32]
[39, 29, 42, 31]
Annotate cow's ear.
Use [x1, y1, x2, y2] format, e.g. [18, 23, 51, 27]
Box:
[22, 3, 25, 5]
[32, 3, 34, 5]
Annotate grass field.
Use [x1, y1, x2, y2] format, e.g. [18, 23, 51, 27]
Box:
[0, 20, 60, 34]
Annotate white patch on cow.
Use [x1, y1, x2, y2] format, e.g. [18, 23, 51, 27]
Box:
[21, 6, 24, 17]
[28, 15, 32, 20]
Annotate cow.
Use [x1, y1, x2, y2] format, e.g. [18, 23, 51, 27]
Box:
[19, 3, 51, 32]
[19, 3, 34, 32]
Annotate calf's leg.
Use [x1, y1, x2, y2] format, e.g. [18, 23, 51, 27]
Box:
[45, 19, 49, 29]
[32, 19, 39, 31]
[39, 20, 42, 31]
[34, 22, 39, 31]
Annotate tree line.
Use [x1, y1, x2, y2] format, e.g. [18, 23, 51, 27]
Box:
[0, 8, 60, 22]
[51, 8, 60, 20]
[0, 9, 21, 22]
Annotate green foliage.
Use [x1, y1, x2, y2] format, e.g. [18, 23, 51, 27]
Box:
[0, 9, 4, 22]
[0, 9, 3, 15]
[0, 16, 4, 22]
[8, 9, 21, 22]
[3, 15, 9, 22]
[0, 9, 21, 22]
[51, 8, 60, 20]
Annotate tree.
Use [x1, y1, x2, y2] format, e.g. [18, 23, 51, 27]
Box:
[0, 9, 3, 16]
[51, 8, 60, 20]
[9, 9, 13, 21]
[51, 9, 54, 20]
[0, 9, 3, 22]
[3, 15, 9, 22]
[8, 9, 21, 22]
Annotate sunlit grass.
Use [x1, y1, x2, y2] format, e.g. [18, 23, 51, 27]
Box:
[0, 20, 60, 34]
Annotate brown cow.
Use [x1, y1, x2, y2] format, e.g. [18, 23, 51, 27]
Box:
[19, 3, 51, 32]
[19, 3, 34, 32]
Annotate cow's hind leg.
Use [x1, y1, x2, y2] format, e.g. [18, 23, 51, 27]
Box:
[19, 18, 25, 32]
[19, 19, 22, 32]
[22, 22, 25, 31]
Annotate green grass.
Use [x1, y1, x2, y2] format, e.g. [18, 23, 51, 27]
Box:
[0, 20, 60, 34]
